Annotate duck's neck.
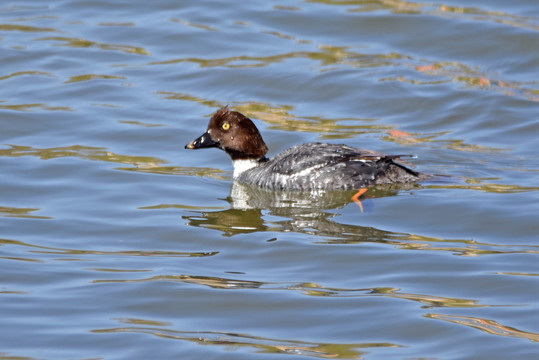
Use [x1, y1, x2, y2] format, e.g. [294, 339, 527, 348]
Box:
[232, 157, 267, 179]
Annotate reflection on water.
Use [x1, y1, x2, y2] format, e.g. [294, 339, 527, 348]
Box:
[0, 205, 51, 219]
[181, 181, 539, 257]
[183, 182, 412, 237]
[93, 321, 399, 359]
[0, 70, 52, 80]
[0, 102, 73, 112]
[0, 23, 58, 33]
[0, 238, 218, 263]
[428, 314, 539, 343]
[0, 144, 164, 166]
[37, 36, 151, 55]
[121, 165, 228, 180]
[64, 74, 126, 84]
[227, 182, 372, 211]
[153, 38, 538, 103]
[427, 181, 539, 194]
[310, 0, 539, 31]
[94, 273, 490, 308]
[150, 46, 409, 70]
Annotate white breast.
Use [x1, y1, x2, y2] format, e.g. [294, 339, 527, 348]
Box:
[232, 159, 260, 179]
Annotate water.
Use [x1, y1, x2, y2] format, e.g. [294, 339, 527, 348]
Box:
[1, 0, 538, 359]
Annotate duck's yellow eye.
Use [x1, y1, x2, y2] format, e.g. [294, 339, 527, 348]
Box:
[222, 122, 230, 130]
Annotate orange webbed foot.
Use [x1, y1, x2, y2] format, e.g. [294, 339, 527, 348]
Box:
[351, 188, 368, 212]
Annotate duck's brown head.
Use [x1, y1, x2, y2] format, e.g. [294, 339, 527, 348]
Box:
[185, 106, 268, 161]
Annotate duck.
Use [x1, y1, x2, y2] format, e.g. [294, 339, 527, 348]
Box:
[185, 106, 429, 193]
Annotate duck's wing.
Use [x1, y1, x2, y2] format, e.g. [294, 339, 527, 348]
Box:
[268, 142, 415, 175]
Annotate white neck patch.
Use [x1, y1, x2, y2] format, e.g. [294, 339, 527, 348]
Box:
[232, 159, 260, 179]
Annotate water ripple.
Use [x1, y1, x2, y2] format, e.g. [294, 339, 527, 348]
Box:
[0, 238, 218, 263]
[36, 36, 150, 55]
[93, 323, 401, 359]
[93, 274, 502, 308]
[428, 314, 539, 343]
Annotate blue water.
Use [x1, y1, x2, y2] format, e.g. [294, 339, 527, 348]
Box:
[1, 1, 538, 359]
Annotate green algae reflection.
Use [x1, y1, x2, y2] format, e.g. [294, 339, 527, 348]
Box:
[37, 36, 150, 55]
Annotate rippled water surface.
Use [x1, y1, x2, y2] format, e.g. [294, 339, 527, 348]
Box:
[1, 0, 538, 359]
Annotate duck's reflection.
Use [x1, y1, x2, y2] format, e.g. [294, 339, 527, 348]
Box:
[183, 182, 421, 237]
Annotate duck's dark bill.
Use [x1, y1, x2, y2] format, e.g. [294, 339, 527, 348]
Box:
[185, 132, 219, 149]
